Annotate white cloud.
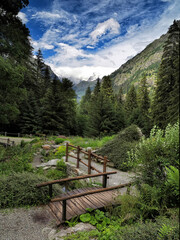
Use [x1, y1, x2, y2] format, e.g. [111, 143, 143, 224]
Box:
[31, 0, 180, 82]
[31, 39, 54, 51]
[48, 65, 116, 83]
[90, 18, 120, 44]
[18, 12, 28, 23]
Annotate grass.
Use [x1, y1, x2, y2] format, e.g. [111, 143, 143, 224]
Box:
[67, 135, 116, 149]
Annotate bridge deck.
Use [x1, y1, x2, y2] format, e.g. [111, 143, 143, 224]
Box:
[48, 187, 119, 225]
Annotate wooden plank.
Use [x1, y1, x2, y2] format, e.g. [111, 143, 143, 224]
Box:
[70, 189, 96, 210]
[47, 205, 61, 225]
[37, 171, 117, 187]
[74, 189, 100, 210]
[81, 187, 107, 208]
[49, 202, 62, 222]
[51, 183, 132, 202]
[65, 190, 87, 215]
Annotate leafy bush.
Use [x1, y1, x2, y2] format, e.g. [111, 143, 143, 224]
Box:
[46, 168, 67, 180]
[55, 145, 66, 158]
[129, 121, 179, 187]
[0, 144, 34, 175]
[97, 125, 142, 171]
[165, 166, 179, 197]
[56, 159, 67, 171]
[55, 138, 65, 144]
[115, 216, 179, 240]
[0, 172, 62, 208]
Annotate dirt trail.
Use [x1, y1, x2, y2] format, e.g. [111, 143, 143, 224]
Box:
[0, 136, 33, 145]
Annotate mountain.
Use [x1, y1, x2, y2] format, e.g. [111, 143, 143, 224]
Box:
[73, 79, 97, 102]
[110, 33, 168, 94]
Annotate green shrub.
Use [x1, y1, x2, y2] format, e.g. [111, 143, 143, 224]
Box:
[0, 172, 62, 208]
[56, 159, 67, 171]
[46, 168, 67, 180]
[115, 216, 179, 240]
[97, 125, 142, 171]
[129, 121, 179, 187]
[0, 144, 34, 175]
[55, 145, 66, 158]
[55, 138, 65, 144]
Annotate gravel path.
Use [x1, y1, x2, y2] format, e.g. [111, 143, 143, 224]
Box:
[0, 207, 56, 240]
[66, 152, 135, 187]
[0, 137, 33, 145]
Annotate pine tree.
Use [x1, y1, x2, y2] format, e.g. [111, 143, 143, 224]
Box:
[136, 75, 152, 135]
[101, 75, 114, 99]
[152, 20, 180, 128]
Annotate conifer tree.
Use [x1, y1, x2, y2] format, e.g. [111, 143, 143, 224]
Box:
[152, 20, 180, 128]
[125, 85, 139, 126]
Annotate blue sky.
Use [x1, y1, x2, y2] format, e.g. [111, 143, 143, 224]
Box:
[18, 0, 180, 82]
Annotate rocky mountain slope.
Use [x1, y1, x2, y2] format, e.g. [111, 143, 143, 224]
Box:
[110, 33, 168, 94]
[73, 79, 97, 102]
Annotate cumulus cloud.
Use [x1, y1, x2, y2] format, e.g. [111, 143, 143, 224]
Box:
[17, 12, 28, 23]
[24, 0, 180, 81]
[90, 18, 120, 44]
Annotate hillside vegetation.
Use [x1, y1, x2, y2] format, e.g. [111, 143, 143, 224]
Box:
[110, 34, 168, 94]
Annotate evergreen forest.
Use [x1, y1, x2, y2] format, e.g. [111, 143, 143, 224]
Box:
[0, 1, 179, 239]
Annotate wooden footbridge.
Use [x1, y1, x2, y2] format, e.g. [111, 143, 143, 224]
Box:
[37, 143, 131, 225]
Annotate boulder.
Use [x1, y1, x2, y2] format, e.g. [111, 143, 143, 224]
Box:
[36, 159, 59, 168]
[48, 223, 96, 240]
[42, 145, 51, 150]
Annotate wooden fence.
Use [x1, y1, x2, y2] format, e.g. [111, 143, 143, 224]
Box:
[65, 142, 110, 185]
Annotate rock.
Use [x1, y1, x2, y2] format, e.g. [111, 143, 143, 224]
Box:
[48, 229, 57, 240]
[36, 159, 60, 168]
[43, 166, 51, 170]
[42, 145, 51, 150]
[49, 223, 96, 240]
[51, 145, 61, 149]
[57, 135, 66, 139]
[107, 162, 115, 167]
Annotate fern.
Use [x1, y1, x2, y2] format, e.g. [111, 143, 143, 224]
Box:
[158, 223, 175, 239]
[165, 166, 179, 196]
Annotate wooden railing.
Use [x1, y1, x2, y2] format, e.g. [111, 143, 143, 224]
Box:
[52, 182, 132, 221]
[65, 143, 109, 175]
[37, 172, 132, 222]
[37, 171, 117, 197]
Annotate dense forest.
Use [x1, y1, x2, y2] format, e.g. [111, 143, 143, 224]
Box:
[0, 1, 179, 137]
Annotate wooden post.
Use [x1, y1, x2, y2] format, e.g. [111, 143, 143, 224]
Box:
[103, 156, 107, 188]
[66, 142, 68, 162]
[62, 200, 67, 221]
[88, 149, 92, 174]
[5, 132, 7, 136]
[18, 133, 20, 137]
[77, 146, 80, 168]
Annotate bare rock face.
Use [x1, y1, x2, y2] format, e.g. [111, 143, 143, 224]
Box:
[48, 223, 96, 240]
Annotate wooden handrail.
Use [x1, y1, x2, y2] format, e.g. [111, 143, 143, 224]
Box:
[36, 171, 117, 187]
[79, 159, 101, 173]
[51, 182, 132, 202]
